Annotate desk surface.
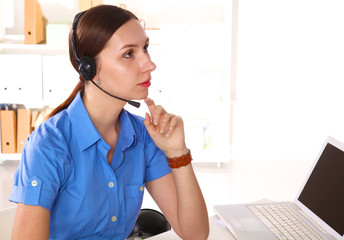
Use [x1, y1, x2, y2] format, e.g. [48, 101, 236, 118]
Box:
[147, 215, 235, 240]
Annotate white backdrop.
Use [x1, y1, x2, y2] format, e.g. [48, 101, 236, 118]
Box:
[231, 0, 344, 161]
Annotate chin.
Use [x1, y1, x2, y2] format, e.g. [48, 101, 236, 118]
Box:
[129, 89, 149, 101]
[137, 91, 149, 100]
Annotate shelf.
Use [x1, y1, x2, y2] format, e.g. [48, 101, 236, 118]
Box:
[0, 35, 68, 55]
[0, 44, 68, 55]
[0, 153, 21, 163]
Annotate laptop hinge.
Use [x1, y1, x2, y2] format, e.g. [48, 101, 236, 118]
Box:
[297, 208, 328, 235]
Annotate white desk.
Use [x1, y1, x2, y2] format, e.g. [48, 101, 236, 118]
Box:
[147, 215, 235, 240]
[0, 207, 16, 240]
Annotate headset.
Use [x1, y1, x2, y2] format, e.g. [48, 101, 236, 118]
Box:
[71, 11, 140, 108]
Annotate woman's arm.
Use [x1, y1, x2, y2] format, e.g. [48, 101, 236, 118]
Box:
[144, 98, 209, 240]
[146, 168, 209, 240]
[11, 203, 50, 240]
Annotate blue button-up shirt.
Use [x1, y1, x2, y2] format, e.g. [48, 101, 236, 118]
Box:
[9, 92, 171, 239]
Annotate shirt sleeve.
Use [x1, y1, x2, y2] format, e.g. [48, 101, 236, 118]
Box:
[144, 134, 172, 183]
[9, 125, 72, 211]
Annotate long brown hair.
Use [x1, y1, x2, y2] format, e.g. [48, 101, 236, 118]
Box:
[46, 5, 138, 119]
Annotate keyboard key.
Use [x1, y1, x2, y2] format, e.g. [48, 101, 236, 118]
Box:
[248, 203, 324, 240]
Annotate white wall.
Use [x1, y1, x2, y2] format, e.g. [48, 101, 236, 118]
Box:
[231, 0, 344, 161]
[3, 0, 24, 35]
[0, 0, 4, 40]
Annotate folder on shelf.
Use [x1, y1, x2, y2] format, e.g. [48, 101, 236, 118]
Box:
[0, 110, 17, 154]
[31, 110, 39, 131]
[24, 0, 47, 44]
[17, 109, 32, 153]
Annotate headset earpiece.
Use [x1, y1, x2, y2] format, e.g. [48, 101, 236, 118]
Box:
[72, 11, 97, 81]
[78, 56, 96, 81]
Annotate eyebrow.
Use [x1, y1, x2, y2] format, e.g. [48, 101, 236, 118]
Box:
[120, 38, 149, 50]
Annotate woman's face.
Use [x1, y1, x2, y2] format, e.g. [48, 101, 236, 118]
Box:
[95, 19, 156, 101]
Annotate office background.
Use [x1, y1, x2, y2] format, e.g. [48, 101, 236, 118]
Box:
[1, 0, 344, 219]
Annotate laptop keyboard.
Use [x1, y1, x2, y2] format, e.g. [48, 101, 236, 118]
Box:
[248, 203, 325, 240]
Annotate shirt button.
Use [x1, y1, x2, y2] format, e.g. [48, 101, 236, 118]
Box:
[111, 216, 117, 222]
[108, 182, 114, 188]
[31, 180, 38, 187]
[140, 186, 144, 192]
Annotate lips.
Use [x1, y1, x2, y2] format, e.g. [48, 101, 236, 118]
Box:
[139, 79, 151, 87]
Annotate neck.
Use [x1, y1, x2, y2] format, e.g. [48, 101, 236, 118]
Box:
[82, 90, 123, 146]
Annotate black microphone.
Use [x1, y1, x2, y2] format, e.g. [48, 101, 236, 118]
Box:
[90, 80, 141, 108]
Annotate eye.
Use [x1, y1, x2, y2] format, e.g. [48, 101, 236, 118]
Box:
[124, 50, 134, 58]
[143, 44, 149, 53]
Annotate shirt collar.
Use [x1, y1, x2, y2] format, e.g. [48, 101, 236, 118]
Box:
[68, 92, 102, 151]
[119, 109, 136, 151]
[67, 92, 136, 152]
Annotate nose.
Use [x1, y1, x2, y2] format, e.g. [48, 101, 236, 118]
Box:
[142, 54, 156, 73]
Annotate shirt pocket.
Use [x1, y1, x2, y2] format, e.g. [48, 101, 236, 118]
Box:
[124, 184, 145, 224]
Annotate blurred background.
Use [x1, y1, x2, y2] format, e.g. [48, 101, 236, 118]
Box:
[1, 0, 344, 217]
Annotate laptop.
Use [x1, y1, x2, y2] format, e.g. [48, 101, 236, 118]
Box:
[214, 136, 344, 240]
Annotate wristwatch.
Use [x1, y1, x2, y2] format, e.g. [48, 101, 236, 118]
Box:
[167, 150, 192, 168]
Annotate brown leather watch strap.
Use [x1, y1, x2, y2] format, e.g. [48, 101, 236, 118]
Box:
[167, 150, 192, 168]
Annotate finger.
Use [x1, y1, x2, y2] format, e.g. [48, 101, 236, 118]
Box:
[151, 105, 166, 126]
[166, 116, 181, 137]
[144, 112, 157, 136]
[144, 98, 156, 117]
[144, 98, 163, 125]
[159, 113, 174, 134]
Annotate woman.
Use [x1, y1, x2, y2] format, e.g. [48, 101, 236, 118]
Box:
[9, 4, 209, 240]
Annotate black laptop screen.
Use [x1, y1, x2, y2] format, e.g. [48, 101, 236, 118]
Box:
[298, 143, 344, 236]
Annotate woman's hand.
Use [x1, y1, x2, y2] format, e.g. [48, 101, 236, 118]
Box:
[144, 98, 210, 240]
[143, 98, 188, 158]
